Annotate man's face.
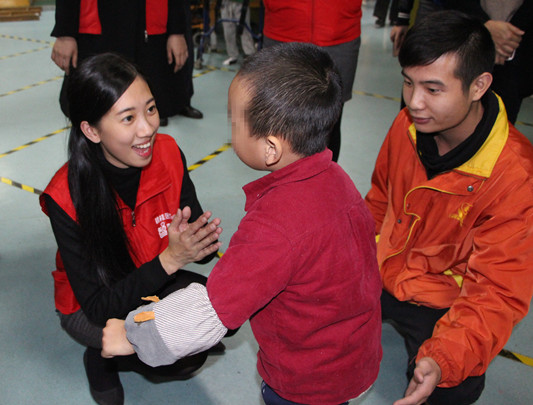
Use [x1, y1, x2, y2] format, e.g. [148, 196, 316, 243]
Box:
[402, 53, 479, 139]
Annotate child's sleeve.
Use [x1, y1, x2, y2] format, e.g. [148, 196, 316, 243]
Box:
[124, 283, 228, 367]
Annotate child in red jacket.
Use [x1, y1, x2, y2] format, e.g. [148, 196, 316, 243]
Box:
[103, 43, 382, 405]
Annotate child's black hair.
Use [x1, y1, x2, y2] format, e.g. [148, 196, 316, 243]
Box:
[237, 42, 343, 157]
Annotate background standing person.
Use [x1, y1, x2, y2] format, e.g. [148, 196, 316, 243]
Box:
[41, 53, 222, 405]
[220, 0, 256, 65]
[483, 0, 532, 125]
[50, 0, 203, 126]
[374, 0, 399, 28]
[261, 0, 363, 162]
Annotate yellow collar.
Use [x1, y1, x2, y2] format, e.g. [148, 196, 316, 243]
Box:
[408, 94, 509, 178]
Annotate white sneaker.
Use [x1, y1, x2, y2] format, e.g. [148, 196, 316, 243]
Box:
[223, 57, 238, 66]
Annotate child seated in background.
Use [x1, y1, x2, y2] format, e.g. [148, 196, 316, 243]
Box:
[102, 42, 382, 405]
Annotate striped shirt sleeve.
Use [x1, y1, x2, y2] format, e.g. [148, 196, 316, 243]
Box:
[125, 282, 227, 367]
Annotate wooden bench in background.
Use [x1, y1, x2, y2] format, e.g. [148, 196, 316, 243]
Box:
[0, 0, 42, 22]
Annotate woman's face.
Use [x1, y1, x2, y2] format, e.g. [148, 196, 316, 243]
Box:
[83, 77, 159, 168]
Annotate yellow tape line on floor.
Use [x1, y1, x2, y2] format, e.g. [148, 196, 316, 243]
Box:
[499, 349, 533, 367]
[0, 46, 52, 61]
[0, 126, 70, 159]
[0, 76, 63, 98]
[1, 176, 42, 195]
[1, 138, 232, 196]
[187, 142, 232, 172]
[0, 34, 53, 45]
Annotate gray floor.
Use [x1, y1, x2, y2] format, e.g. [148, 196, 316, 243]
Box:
[1, 3, 532, 404]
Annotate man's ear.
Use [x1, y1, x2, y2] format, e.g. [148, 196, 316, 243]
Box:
[265, 135, 282, 167]
[80, 121, 101, 144]
[470, 72, 493, 101]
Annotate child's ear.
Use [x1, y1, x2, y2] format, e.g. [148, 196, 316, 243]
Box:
[265, 135, 282, 166]
[80, 121, 102, 144]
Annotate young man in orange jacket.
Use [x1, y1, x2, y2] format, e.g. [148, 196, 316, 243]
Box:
[366, 10, 533, 405]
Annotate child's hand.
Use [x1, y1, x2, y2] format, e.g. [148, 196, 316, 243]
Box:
[159, 207, 222, 275]
[101, 319, 134, 358]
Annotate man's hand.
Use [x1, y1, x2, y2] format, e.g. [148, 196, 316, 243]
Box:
[51, 36, 78, 74]
[394, 357, 441, 405]
[391, 25, 409, 57]
[167, 34, 188, 73]
[159, 207, 222, 275]
[484, 20, 524, 64]
[101, 319, 134, 358]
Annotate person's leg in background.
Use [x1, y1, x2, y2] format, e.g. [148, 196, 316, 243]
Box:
[179, 0, 204, 120]
[374, 0, 392, 28]
[221, 0, 240, 65]
[323, 37, 360, 162]
[238, 1, 256, 58]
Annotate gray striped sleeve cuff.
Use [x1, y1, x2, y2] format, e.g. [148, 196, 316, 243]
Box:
[125, 282, 227, 367]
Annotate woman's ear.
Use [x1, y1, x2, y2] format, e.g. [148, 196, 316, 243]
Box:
[80, 121, 101, 144]
[265, 135, 282, 167]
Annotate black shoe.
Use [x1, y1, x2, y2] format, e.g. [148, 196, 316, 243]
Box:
[83, 348, 124, 405]
[159, 117, 169, 127]
[179, 106, 203, 119]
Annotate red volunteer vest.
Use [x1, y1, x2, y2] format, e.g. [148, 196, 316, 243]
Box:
[40, 134, 184, 314]
[79, 0, 168, 35]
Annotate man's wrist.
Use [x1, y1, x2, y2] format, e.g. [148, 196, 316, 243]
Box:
[395, 12, 411, 26]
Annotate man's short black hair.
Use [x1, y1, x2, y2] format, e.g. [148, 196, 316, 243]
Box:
[399, 10, 495, 92]
[237, 42, 343, 157]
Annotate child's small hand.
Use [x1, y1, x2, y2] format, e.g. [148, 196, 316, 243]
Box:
[101, 319, 134, 358]
[159, 207, 222, 274]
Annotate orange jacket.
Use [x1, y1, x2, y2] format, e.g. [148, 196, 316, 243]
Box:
[365, 96, 533, 387]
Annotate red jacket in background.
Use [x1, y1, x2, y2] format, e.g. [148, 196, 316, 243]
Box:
[263, 0, 363, 46]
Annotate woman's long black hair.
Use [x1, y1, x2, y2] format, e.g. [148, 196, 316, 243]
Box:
[66, 53, 141, 287]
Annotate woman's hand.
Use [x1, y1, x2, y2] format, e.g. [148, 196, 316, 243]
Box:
[158, 207, 222, 275]
[101, 319, 134, 358]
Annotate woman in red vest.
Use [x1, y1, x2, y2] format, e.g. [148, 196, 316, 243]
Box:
[40, 53, 222, 405]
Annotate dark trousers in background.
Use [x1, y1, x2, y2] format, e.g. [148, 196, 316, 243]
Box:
[381, 290, 485, 405]
[373, 0, 399, 24]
